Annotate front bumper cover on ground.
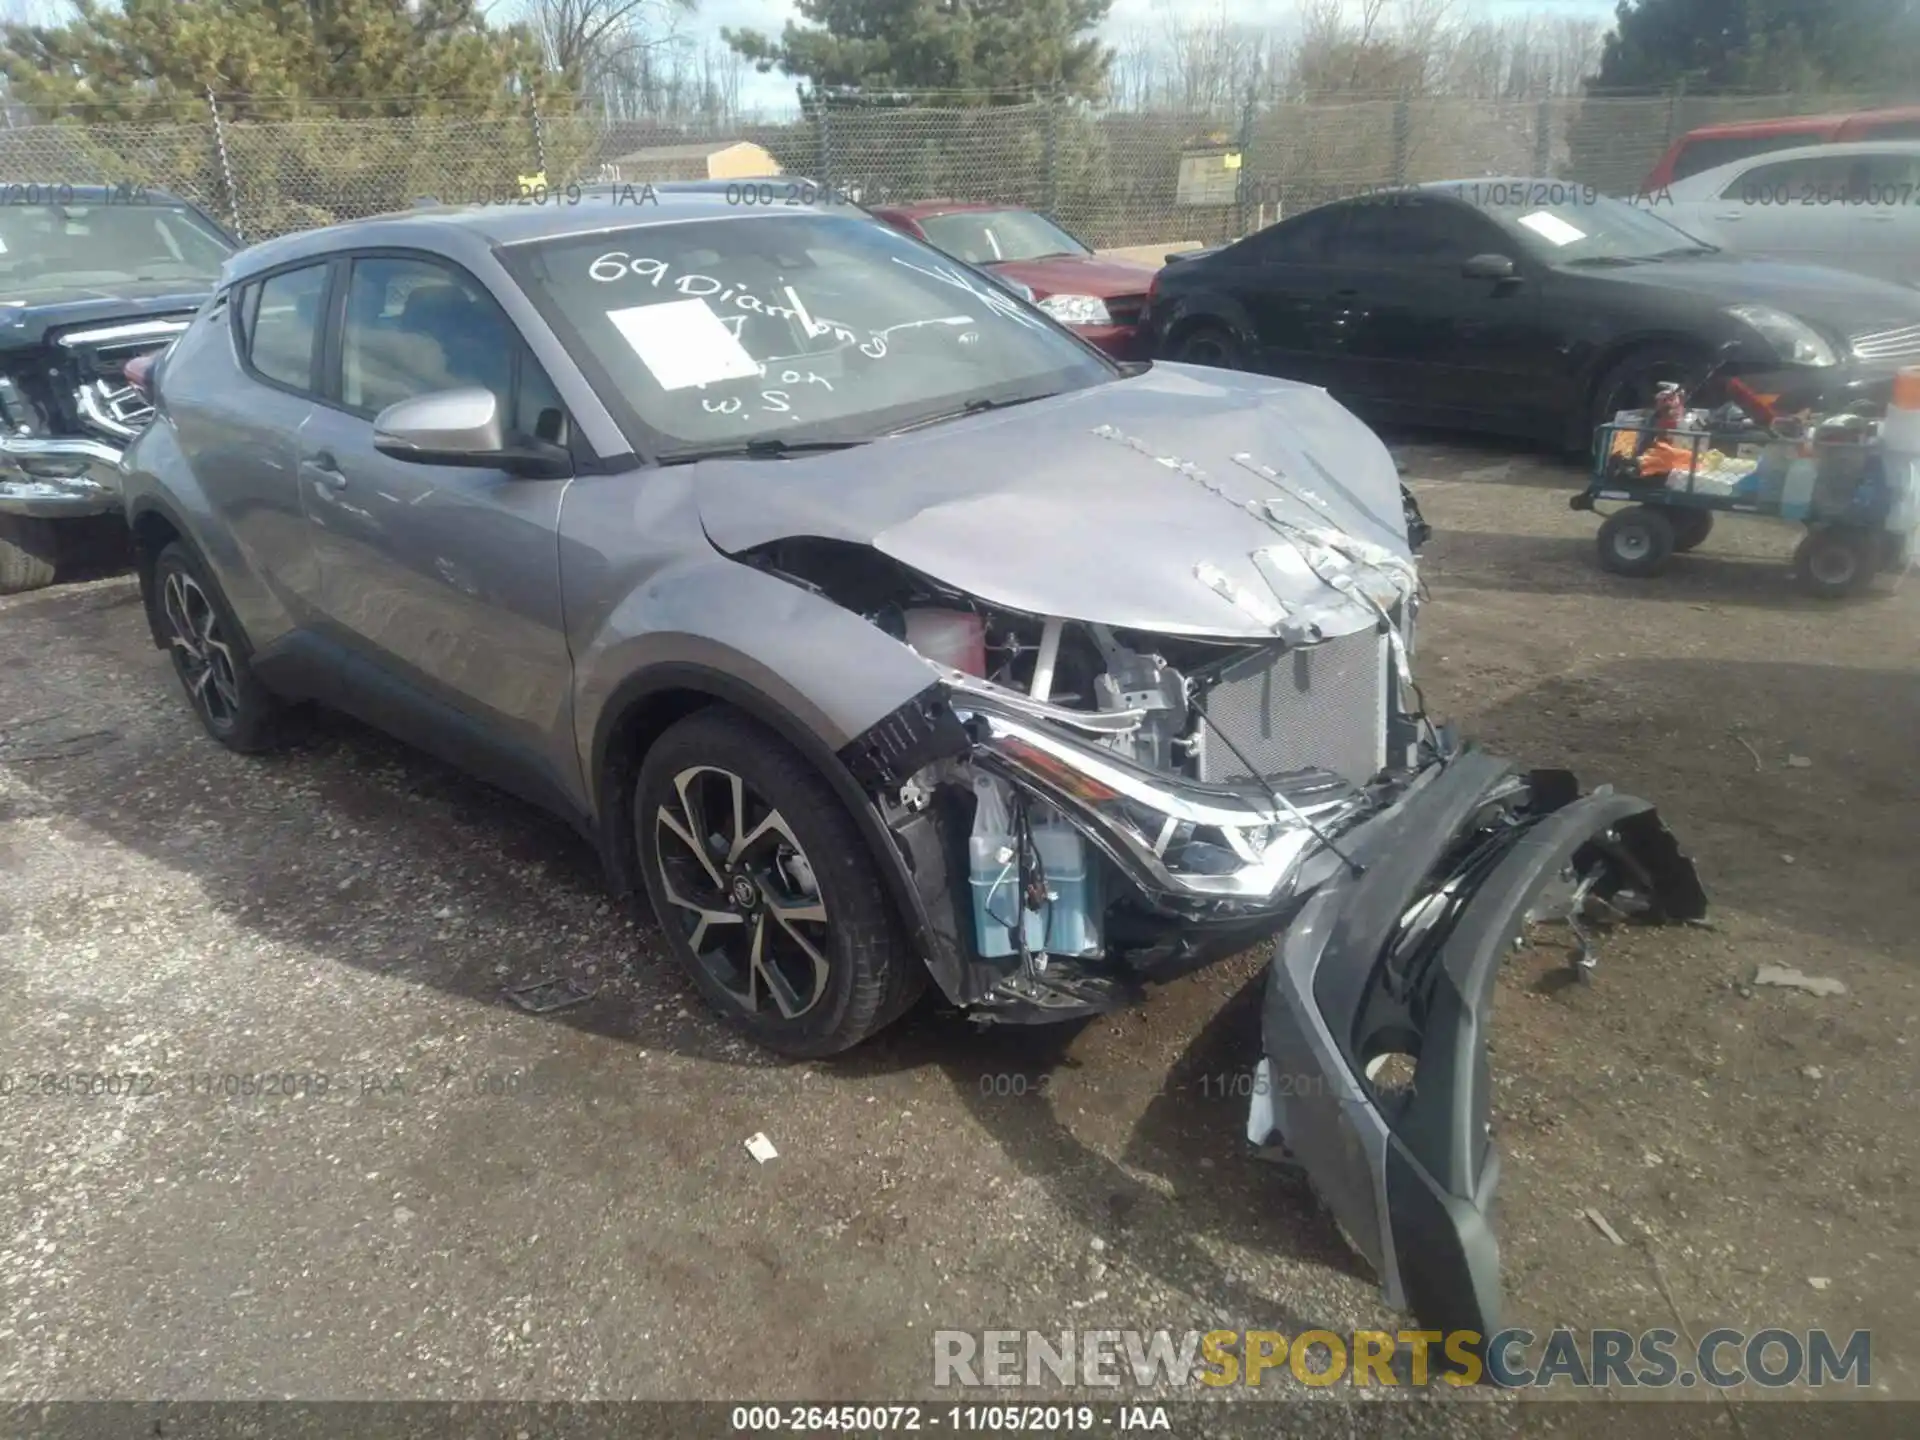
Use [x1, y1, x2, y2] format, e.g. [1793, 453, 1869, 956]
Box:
[1247, 746, 1706, 1350]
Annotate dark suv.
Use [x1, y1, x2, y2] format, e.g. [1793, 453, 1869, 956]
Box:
[0, 183, 237, 592]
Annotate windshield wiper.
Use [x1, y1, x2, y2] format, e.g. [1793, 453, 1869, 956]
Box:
[656, 436, 867, 465]
[888, 391, 1061, 435]
[1650, 245, 1718, 258]
[1563, 255, 1649, 267]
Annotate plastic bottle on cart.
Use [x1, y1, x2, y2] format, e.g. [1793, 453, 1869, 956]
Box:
[1880, 367, 1920, 564]
[1780, 449, 1820, 521]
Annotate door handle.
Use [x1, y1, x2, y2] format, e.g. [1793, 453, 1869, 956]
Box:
[302, 451, 348, 491]
[1333, 288, 1360, 297]
[1713, 212, 1744, 221]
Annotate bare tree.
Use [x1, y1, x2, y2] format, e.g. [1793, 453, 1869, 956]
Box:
[520, 0, 697, 112]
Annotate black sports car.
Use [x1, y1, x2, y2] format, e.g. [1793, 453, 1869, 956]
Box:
[1142, 178, 1920, 449]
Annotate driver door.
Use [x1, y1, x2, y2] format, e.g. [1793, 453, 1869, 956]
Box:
[297, 251, 580, 796]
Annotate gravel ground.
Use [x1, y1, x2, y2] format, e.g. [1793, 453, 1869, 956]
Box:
[1, 438, 1915, 1415]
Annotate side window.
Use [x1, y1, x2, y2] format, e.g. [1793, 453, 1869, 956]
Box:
[242, 262, 328, 392]
[1726, 154, 1855, 201]
[1674, 133, 1822, 181]
[1247, 206, 1343, 263]
[1334, 198, 1459, 265]
[341, 254, 567, 443]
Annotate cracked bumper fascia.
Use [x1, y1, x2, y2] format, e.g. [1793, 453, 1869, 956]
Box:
[1247, 746, 1706, 1345]
[0, 433, 127, 518]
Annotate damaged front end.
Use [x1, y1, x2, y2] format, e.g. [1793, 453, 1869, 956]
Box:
[751, 473, 1442, 1023]
[0, 316, 186, 521]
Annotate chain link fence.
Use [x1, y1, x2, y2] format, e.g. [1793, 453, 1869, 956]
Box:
[0, 89, 1910, 249]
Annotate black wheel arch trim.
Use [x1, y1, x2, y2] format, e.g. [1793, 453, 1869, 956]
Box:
[1156, 295, 1257, 358]
[127, 493, 215, 652]
[591, 664, 974, 1006]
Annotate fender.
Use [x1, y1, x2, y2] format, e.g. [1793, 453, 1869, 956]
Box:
[589, 661, 973, 1006]
[126, 488, 212, 650]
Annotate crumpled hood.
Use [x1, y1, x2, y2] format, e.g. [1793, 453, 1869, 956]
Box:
[697, 362, 1415, 641]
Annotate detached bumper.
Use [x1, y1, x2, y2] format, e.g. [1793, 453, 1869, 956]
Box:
[0, 434, 127, 519]
[1247, 748, 1706, 1347]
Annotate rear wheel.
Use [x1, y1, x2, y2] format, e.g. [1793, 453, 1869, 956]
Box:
[1172, 322, 1243, 370]
[1669, 508, 1714, 553]
[0, 515, 58, 595]
[1596, 506, 1677, 578]
[1793, 528, 1872, 598]
[635, 710, 924, 1056]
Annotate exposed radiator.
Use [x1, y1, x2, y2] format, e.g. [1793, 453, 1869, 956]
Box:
[1197, 624, 1390, 788]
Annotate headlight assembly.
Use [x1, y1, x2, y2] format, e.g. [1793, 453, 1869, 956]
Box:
[1036, 294, 1113, 326]
[1724, 304, 1837, 368]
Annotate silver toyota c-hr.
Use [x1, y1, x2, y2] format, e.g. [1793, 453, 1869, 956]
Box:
[121, 184, 1705, 1344]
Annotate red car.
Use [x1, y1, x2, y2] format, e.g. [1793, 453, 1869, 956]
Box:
[1642, 105, 1920, 190]
[867, 202, 1158, 358]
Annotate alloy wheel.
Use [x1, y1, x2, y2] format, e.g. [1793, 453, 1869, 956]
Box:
[653, 764, 831, 1020]
[163, 570, 242, 731]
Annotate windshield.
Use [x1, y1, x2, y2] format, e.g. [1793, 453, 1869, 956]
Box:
[1475, 193, 1715, 264]
[917, 209, 1090, 265]
[508, 213, 1112, 457]
[0, 201, 233, 297]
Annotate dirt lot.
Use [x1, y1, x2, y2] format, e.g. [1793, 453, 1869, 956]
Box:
[1, 437, 1915, 1418]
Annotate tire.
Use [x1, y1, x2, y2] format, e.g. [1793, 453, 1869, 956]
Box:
[1669, 507, 1714, 553]
[1596, 506, 1677, 577]
[0, 515, 59, 595]
[1589, 346, 1709, 437]
[1793, 528, 1872, 599]
[1172, 322, 1243, 370]
[153, 540, 289, 752]
[635, 709, 925, 1057]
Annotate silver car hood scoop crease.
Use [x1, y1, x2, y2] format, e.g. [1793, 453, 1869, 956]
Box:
[697, 363, 1414, 641]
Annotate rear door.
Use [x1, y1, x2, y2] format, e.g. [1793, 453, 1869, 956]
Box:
[174, 258, 331, 623]
[296, 249, 582, 799]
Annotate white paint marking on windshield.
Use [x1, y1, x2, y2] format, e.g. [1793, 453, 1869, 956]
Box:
[606, 299, 761, 391]
[783, 284, 830, 339]
[1516, 210, 1587, 246]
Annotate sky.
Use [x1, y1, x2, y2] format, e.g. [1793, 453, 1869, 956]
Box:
[690, 0, 1623, 115]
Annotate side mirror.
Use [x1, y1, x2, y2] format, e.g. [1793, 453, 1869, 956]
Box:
[373, 387, 570, 478]
[1461, 253, 1518, 282]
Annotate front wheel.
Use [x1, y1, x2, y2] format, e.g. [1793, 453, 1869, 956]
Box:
[1172, 322, 1243, 370]
[1793, 528, 1873, 599]
[0, 515, 58, 595]
[635, 710, 925, 1056]
[1589, 348, 1707, 436]
[1597, 506, 1677, 578]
